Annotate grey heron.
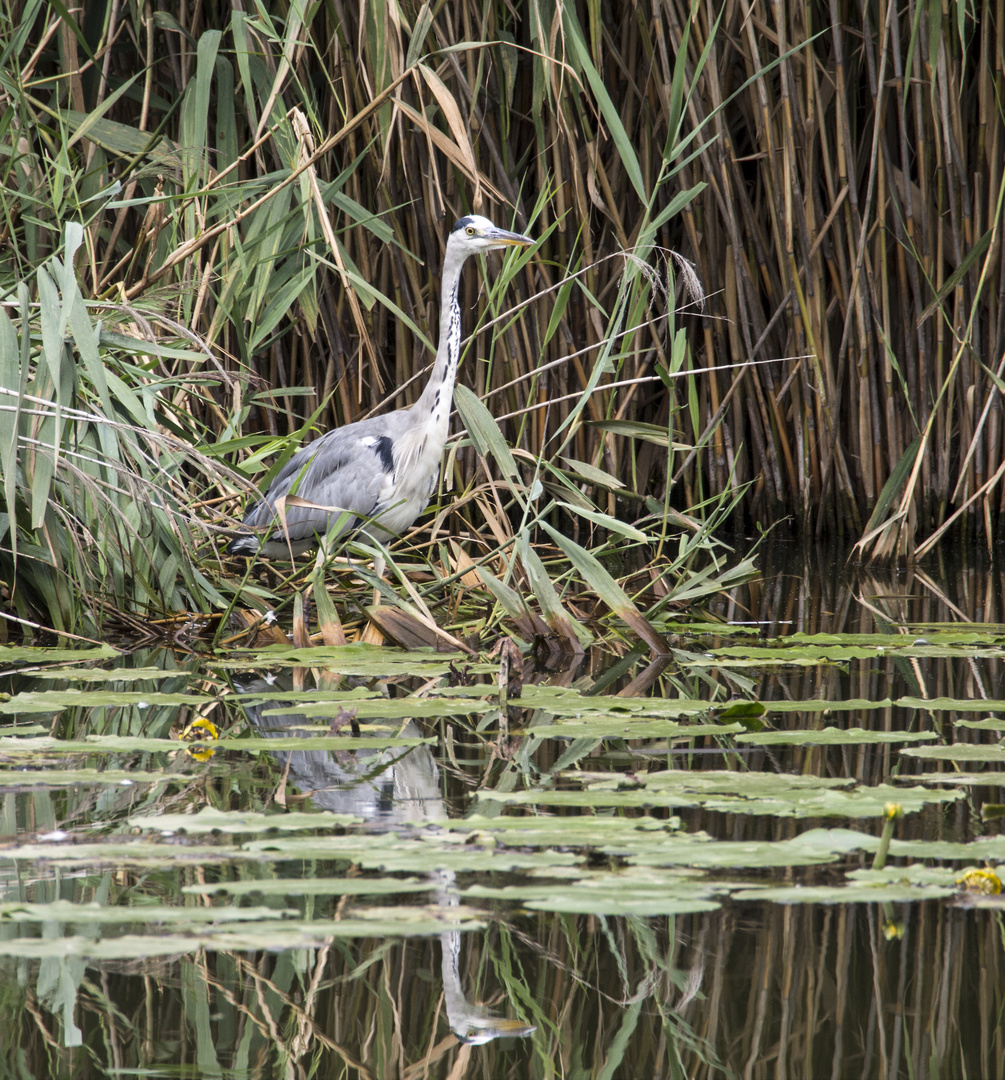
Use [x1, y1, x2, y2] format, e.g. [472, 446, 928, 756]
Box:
[227, 215, 533, 558]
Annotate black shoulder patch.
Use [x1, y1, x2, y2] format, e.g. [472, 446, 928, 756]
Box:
[372, 434, 395, 474]
[452, 216, 475, 233]
[226, 534, 259, 556]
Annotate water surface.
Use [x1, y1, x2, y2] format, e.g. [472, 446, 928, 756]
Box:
[1, 541, 1002, 1079]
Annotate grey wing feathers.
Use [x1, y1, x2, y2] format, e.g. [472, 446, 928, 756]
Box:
[239, 415, 405, 548]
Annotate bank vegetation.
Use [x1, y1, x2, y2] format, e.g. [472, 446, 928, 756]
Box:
[0, 0, 999, 636]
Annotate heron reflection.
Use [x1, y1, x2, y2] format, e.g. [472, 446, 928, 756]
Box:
[234, 672, 536, 1045]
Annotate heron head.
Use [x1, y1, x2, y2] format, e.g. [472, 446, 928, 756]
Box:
[450, 215, 533, 253]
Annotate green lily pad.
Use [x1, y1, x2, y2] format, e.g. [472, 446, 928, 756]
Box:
[897, 697, 1005, 712]
[0, 646, 121, 666]
[526, 719, 743, 738]
[0, 737, 188, 753]
[464, 872, 725, 915]
[214, 644, 463, 676]
[130, 807, 362, 833]
[0, 691, 212, 715]
[732, 883, 956, 903]
[240, 833, 583, 874]
[627, 828, 881, 868]
[0, 900, 297, 924]
[183, 877, 432, 898]
[0, 909, 485, 958]
[735, 727, 937, 745]
[893, 771, 1004, 786]
[767, 699, 894, 714]
[290, 698, 493, 719]
[901, 744, 1005, 763]
[0, 841, 268, 866]
[478, 773, 962, 818]
[12, 667, 192, 683]
[885, 836, 1005, 860]
[453, 813, 680, 848]
[847, 865, 1005, 887]
[524, 686, 710, 720]
[0, 769, 188, 788]
[0, 733, 430, 755]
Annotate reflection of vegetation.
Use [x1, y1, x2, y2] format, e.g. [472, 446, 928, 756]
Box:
[2, 548, 1005, 1074]
[2, 902, 1001, 1078]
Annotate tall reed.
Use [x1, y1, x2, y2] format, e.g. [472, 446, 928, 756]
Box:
[3, 0, 998, 637]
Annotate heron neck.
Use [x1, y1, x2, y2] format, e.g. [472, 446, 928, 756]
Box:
[416, 249, 465, 417]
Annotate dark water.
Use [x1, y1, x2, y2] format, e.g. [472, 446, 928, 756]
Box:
[1, 541, 1003, 1079]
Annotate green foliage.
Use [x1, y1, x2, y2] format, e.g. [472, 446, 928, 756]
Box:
[0, 0, 754, 637]
[0, 223, 252, 633]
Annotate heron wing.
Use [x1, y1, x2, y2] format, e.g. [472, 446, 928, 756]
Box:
[243, 416, 401, 545]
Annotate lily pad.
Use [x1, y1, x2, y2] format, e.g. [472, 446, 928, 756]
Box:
[241, 833, 583, 874]
[0, 769, 188, 788]
[766, 698, 894, 714]
[847, 865, 1005, 887]
[0, 900, 297, 924]
[901, 744, 1005, 763]
[0, 733, 431, 755]
[627, 828, 882, 868]
[182, 877, 432, 898]
[478, 773, 963, 818]
[0, 909, 485, 958]
[10, 667, 193, 683]
[129, 807, 362, 833]
[0, 691, 212, 715]
[897, 696, 1005, 712]
[956, 717, 1005, 731]
[290, 698, 493, 720]
[0, 646, 121, 666]
[215, 644, 463, 677]
[0, 840, 269, 866]
[464, 871, 725, 915]
[893, 772, 1004, 786]
[731, 883, 956, 903]
[735, 727, 937, 745]
[526, 719, 743, 738]
[885, 836, 1005, 860]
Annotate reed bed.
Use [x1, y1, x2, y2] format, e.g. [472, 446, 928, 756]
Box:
[1, 0, 1001, 631]
[678, 0, 1005, 559]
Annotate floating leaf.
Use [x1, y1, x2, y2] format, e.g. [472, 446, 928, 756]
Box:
[466, 870, 724, 915]
[130, 807, 361, 833]
[0, 769, 188, 788]
[736, 727, 938, 746]
[0, 910, 485, 958]
[956, 717, 1005, 731]
[0, 691, 212, 716]
[214, 644, 461, 676]
[183, 877, 432, 898]
[0, 901, 297, 925]
[479, 773, 963, 818]
[901, 744, 1005, 763]
[0, 646, 121, 667]
[732, 883, 956, 904]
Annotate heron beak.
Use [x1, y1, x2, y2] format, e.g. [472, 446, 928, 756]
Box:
[487, 227, 534, 247]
